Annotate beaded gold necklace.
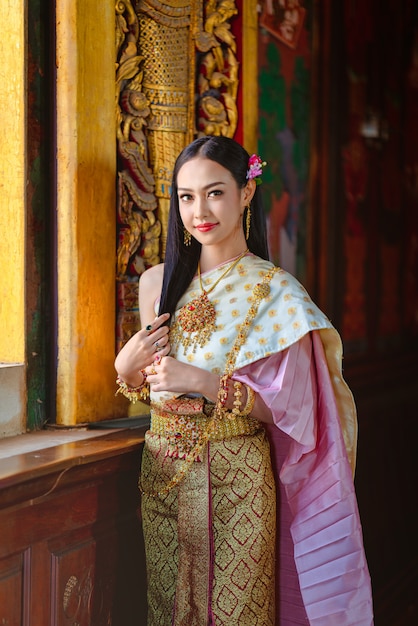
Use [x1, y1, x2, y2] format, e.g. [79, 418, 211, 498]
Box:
[170, 249, 249, 355]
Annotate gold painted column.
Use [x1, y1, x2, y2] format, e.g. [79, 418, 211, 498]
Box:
[0, 0, 26, 435]
[0, 0, 25, 364]
[55, 0, 126, 424]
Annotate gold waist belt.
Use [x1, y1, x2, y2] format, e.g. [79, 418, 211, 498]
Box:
[151, 411, 260, 441]
[149, 397, 260, 460]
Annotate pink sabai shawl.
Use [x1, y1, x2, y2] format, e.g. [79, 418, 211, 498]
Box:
[233, 328, 374, 625]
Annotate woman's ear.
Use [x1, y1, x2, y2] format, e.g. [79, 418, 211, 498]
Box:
[242, 179, 256, 206]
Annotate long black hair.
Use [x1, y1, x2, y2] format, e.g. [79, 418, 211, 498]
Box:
[158, 135, 270, 318]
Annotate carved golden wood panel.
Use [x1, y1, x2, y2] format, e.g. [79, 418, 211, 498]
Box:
[115, 0, 244, 351]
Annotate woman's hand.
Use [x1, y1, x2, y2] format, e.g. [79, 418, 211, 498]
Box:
[114, 313, 171, 387]
[145, 355, 220, 399]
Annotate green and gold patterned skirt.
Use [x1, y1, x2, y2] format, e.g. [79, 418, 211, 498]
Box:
[140, 399, 276, 626]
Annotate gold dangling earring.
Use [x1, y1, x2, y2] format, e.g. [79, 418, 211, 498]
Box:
[245, 205, 251, 240]
[184, 228, 191, 246]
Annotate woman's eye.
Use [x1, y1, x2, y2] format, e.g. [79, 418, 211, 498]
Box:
[179, 194, 192, 202]
[209, 189, 222, 197]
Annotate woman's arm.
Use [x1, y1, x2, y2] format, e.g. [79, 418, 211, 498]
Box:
[114, 264, 170, 387]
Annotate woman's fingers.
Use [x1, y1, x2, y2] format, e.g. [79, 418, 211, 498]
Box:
[153, 333, 170, 351]
[143, 313, 170, 336]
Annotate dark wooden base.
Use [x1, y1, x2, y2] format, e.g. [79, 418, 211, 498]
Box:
[0, 429, 147, 626]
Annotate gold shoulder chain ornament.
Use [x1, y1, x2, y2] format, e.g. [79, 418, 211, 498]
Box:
[139, 266, 278, 497]
[170, 249, 249, 354]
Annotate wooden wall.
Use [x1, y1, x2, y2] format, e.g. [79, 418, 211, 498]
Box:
[257, 1, 418, 622]
[313, 1, 418, 623]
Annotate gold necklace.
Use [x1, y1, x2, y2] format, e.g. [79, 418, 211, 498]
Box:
[171, 249, 249, 355]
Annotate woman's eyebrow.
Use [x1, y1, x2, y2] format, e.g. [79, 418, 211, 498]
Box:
[178, 181, 226, 192]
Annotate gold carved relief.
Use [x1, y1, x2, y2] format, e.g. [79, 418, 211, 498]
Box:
[116, 0, 161, 349]
[115, 0, 241, 350]
[196, 0, 239, 138]
[137, 0, 195, 257]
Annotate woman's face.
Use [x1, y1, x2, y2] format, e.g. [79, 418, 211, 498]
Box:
[176, 156, 254, 252]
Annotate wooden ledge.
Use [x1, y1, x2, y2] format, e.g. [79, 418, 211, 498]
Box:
[0, 427, 147, 508]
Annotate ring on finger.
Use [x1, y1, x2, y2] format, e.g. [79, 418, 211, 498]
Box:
[155, 341, 160, 349]
[145, 324, 152, 334]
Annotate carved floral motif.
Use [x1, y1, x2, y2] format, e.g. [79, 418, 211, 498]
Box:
[196, 0, 239, 137]
[116, 0, 161, 348]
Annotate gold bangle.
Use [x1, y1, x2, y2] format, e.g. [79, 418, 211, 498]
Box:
[115, 373, 149, 403]
[240, 384, 256, 416]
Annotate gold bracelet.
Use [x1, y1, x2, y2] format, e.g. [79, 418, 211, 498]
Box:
[240, 384, 256, 416]
[115, 371, 149, 403]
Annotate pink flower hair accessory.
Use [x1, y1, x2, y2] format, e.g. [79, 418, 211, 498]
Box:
[246, 154, 267, 185]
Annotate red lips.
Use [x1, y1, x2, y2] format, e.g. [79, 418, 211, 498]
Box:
[196, 223, 218, 232]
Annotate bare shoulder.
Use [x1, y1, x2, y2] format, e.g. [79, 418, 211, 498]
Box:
[139, 263, 164, 302]
[140, 263, 164, 285]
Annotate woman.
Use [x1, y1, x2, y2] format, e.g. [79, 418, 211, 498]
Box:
[115, 136, 374, 625]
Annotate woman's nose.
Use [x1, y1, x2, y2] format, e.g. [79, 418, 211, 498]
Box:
[194, 195, 208, 218]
